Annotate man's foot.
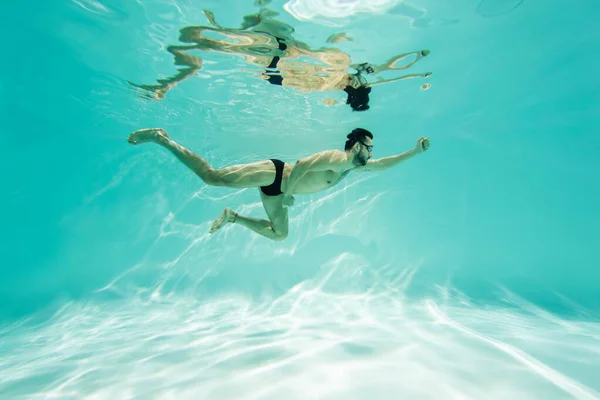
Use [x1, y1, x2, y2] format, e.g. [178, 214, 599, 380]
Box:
[127, 128, 169, 145]
[209, 208, 236, 234]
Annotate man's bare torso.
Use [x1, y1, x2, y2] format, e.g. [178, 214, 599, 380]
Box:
[280, 163, 352, 195]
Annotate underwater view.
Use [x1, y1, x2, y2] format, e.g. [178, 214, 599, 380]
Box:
[1, 0, 599, 398]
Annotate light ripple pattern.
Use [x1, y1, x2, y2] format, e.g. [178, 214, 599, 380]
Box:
[0, 288, 599, 399]
[284, 0, 400, 24]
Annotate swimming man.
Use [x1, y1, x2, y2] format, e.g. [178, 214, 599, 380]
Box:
[127, 127, 430, 241]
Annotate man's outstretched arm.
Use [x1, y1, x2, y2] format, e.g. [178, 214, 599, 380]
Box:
[356, 136, 430, 172]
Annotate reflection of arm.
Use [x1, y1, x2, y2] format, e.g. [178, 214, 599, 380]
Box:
[370, 71, 431, 87]
[127, 68, 198, 100]
[370, 50, 430, 72]
[347, 49, 431, 89]
[127, 45, 202, 100]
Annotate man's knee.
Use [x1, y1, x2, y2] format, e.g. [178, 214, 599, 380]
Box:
[272, 231, 288, 241]
[272, 226, 288, 241]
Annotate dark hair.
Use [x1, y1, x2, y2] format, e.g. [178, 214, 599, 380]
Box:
[343, 85, 371, 111]
[345, 128, 373, 150]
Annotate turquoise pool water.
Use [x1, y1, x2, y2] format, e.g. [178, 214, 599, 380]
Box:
[1, 0, 599, 398]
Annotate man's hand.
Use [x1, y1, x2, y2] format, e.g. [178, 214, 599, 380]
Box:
[415, 136, 430, 153]
[282, 195, 295, 208]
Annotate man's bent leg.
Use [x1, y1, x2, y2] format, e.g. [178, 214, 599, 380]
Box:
[209, 207, 288, 241]
[209, 192, 289, 241]
[127, 128, 277, 188]
[244, 191, 290, 240]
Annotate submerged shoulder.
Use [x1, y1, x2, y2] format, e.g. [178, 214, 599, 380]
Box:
[318, 149, 347, 159]
[301, 149, 346, 162]
[317, 150, 349, 167]
[298, 149, 349, 171]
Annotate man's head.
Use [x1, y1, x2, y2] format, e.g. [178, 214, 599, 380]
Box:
[343, 69, 373, 111]
[344, 84, 371, 111]
[345, 128, 373, 166]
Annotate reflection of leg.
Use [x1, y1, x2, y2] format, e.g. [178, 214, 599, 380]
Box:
[131, 68, 198, 100]
[127, 45, 202, 99]
[168, 45, 203, 68]
[127, 45, 201, 99]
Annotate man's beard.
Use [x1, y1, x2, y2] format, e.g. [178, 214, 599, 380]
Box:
[354, 153, 369, 166]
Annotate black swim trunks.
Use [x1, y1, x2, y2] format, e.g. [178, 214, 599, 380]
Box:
[260, 159, 285, 196]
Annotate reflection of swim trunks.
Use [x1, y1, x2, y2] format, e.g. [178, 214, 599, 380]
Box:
[263, 37, 287, 86]
[260, 159, 285, 196]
